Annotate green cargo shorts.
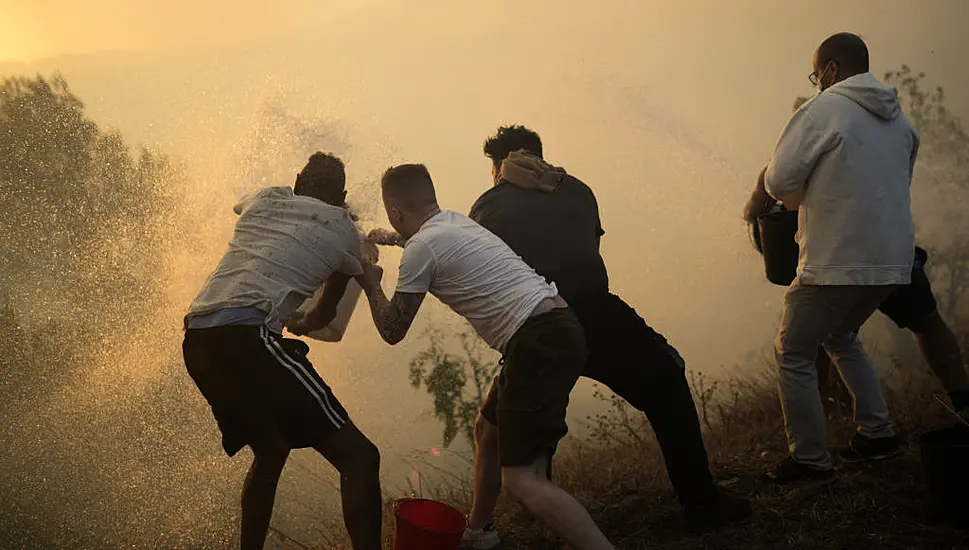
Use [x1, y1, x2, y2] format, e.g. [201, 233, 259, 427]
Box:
[480, 307, 588, 467]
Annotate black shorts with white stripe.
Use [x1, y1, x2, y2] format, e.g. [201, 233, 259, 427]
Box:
[182, 324, 349, 456]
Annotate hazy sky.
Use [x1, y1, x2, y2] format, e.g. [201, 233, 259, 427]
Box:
[0, 0, 387, 62]
[2, 0, 966, 392]
[3, 3, 967, 529]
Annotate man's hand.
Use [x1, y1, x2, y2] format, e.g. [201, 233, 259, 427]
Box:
[286, 273, 352, 336]
[367, 228, 405, 247]
[358, 261, 384, 290]
[743, 166, 773, 224]
[355, 261, 425, 345]
[286, 310, 312, 336]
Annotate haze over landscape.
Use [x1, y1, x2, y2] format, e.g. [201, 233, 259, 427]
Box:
[2, 1, 968, 548]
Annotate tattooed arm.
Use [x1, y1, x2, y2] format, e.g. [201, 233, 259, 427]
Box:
[356, 262, 425, 345]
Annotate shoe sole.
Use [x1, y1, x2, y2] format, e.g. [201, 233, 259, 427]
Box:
[839, 448, 902, 465]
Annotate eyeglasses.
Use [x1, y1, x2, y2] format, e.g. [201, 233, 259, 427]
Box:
[809, 60, 835, 87]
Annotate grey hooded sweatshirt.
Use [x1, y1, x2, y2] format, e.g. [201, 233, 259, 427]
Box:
[765, 72, 918, 286]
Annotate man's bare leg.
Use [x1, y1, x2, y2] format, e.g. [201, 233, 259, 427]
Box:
[468, 414, 502, 530]
[315, 422, 383, 550]
[241, 439, 290, 550]
[502, 454, 614, 550]
[913, 312, 969, 398]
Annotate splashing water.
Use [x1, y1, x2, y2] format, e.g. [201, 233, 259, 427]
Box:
[1, 91, 400, 548]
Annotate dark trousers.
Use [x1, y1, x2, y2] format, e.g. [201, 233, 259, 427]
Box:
[572, 292, 720, 509]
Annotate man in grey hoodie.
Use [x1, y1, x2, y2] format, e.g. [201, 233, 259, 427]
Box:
[745, 100, 969, 426]
[761, 32, 918, 484]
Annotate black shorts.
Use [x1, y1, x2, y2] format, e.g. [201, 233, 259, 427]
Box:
[877, 247, 938, 331]
[182, 324, 349, 456]
[480, 308, 587, 467]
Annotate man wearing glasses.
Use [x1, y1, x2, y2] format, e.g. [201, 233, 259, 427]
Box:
[753, 32, 919, 485]
[746, 103, 969, 437]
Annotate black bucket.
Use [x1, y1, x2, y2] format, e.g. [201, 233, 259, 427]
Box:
[919, 425, 969, 529]
[757, 209, 799, 286]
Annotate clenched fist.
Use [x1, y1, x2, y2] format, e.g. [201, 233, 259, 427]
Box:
[357, 261, 384, 290]
[366, 228, 405, 247]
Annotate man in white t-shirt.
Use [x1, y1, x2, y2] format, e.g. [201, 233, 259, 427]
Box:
[182, 153, 382, 550]
[356, 164, 615, 550]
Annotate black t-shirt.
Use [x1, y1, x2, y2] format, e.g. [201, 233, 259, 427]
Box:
[469, 175, 609, 304]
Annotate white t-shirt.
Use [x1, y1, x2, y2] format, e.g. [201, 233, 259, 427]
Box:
[396, 210, 558, 352]
[187, 186, 363, 333]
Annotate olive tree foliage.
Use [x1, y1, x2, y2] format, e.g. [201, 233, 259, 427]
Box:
[408, 327, 499, 448]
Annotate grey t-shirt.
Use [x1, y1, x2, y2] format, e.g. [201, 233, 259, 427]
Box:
[469, 175, 608, 304]
[186, 186, 364, 333]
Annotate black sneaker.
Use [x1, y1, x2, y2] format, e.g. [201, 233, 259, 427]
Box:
[764, 456, 836, 485]
[685, 493, 752, 534]
[838, 433, 902, 464]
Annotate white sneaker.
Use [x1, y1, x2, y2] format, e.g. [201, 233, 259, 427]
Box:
[460, 522, 500, 549]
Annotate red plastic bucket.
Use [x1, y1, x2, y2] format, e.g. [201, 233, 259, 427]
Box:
[393, 498, 468, 550]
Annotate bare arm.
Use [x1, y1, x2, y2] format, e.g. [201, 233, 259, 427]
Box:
[356, 263, 425, 345]
[286, 273, 352, 335]
[307, 273, 351, 328]
[743, 166, 775, 223]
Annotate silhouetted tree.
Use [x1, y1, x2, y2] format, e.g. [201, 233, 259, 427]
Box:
[0, 73, 187, 363]
[884, 66, 969, 325]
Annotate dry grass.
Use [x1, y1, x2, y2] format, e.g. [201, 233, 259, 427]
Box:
[309, 363, 969, 549]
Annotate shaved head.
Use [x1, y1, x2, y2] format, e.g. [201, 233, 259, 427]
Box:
[381, 163, 438, 214]
[815, 32, 869, 77]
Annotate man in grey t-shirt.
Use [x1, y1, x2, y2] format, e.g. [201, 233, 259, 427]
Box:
[183, 153, 382, 550]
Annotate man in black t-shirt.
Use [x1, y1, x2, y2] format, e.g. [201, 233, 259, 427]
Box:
[460, 125, 750, 546]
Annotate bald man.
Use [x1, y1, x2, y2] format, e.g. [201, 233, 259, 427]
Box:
[756, 32, 919, 485]
[357, 164, 615, 550]
[745, 97, 969, 428]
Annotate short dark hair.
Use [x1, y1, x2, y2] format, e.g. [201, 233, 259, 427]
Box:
[483, 125, 543, 167]
[817, 32, 869, 75]
[381, 163, 438, 212]
[294, 152, 345, 197]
